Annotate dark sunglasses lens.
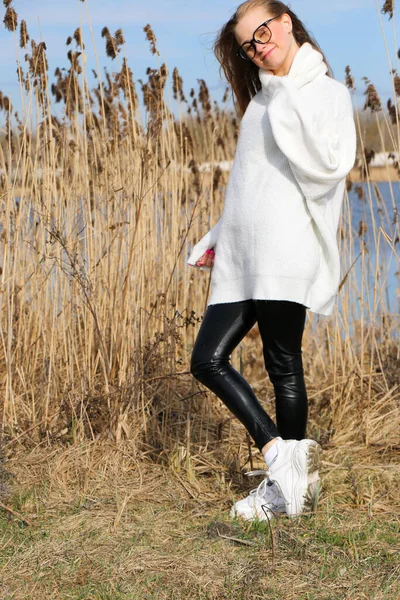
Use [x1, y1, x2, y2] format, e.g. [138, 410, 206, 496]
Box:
[239, 43, 255, 60]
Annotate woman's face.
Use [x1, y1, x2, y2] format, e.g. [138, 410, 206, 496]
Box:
[234, 6, 300, 76]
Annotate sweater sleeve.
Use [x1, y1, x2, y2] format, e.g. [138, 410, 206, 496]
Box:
[266, 77, 357, 201]
[187, 218, 222, 271]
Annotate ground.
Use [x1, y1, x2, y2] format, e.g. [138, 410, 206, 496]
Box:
[0, 440, 399, 599]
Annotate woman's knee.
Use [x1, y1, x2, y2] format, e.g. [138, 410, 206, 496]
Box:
[264, 346, 304, 379]
[190, 345, 208, 378]
[190, 347, 226, 379]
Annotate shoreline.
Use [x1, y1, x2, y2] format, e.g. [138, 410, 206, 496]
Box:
[5, 167, 400, 200]
[349, 166, 399, 182]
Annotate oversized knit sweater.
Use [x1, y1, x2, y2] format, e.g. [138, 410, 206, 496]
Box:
[187, 42, 357, 316]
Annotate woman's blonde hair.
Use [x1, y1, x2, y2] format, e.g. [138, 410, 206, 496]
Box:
[213, 0, 333, 117]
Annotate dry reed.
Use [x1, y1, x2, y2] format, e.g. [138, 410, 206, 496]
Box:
[0, 4, 398, 597]
[0, 0, 398, 473]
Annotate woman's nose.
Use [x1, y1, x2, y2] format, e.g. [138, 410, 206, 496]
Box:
[254, 40, 266, 54]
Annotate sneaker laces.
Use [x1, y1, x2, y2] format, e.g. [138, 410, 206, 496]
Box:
[245, 469, 285, 510]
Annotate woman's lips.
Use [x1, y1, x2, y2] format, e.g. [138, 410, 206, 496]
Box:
[262, 47, 275, 60]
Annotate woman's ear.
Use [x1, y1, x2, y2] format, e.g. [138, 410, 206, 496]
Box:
[282, 13, 292, 34]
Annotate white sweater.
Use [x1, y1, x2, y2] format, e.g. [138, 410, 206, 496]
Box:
[187, 42, 357, 316]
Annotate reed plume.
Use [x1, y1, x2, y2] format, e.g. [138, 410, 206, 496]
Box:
[19, 19, 29, 48]
[360, 148, 376, 179]
[102, 27, 117, 59]
[173, 67, 187, 103]
[387, 99, 398, 124]
[114, 28, 125, 46]
[115, 57, 139, 111]
[101, 26, 125, 59]
[139, 64, 169, 138]
[345, 66, 355, 90]
[394, 74, 400, 96]
[3, 5, 17, 31]
[197, 79, 212, 117]
[363, 78, 382, 112]
[73, 27, 85, 49]
[174, 121, 194, 155]
[354, 185, 365, 201]
[144, 23, 160, 56]
[381, 0, 394, 19]
[358, 220, 368, 237]
[0, 90, 12, 111]
[51, 51, 84, 116]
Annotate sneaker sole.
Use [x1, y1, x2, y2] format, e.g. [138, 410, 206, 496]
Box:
[290, 440, 321, 517]
[305, 478, 321, 513]
[230, 505, 276, 522]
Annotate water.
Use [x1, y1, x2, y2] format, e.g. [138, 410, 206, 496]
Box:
[340, 181, 400, 318]
[3, 182, 400, 319]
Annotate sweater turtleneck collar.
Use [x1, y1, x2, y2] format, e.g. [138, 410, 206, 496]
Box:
[258, 42, 328, 95]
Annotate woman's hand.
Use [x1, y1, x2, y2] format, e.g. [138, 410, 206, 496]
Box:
[194, 248, 215, 268]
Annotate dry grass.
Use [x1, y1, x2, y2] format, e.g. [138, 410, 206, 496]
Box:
[0, 440, 399, 599]
[0, 8, 398, 448]
[0, 1, 399, 597]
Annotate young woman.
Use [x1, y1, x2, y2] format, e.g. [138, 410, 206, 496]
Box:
[187, 0, 356, 519]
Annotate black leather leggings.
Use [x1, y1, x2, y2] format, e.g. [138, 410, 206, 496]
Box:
[190, 299, 308, 452]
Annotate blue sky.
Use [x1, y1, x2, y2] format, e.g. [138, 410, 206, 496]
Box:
[0, 0, 398, 118]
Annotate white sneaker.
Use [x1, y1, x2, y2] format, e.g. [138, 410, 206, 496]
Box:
[230, 469, 286, 521]
[267, 438, 322, 517]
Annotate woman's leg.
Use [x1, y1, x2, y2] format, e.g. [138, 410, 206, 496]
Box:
[254, 300, 308, 441]
[190, 300, 280, 451]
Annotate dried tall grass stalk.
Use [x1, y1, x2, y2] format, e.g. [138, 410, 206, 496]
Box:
[0, 3, 398, 461]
